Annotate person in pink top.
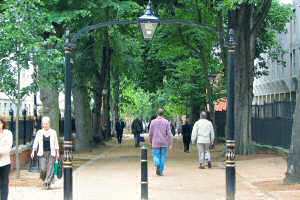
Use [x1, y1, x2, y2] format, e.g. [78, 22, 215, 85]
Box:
[149, 108, 173, 176]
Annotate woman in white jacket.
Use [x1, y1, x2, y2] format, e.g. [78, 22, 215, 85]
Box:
[31, 116, 59, 189]
[0, 118, 13, 200]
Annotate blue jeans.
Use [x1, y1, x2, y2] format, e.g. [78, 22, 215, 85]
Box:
[152, 147, 168, 174]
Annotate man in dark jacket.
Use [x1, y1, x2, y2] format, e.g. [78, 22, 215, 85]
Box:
[131, 117, 143, 147]
[182, 117, 193, 152]
[115, 118, 126, 144]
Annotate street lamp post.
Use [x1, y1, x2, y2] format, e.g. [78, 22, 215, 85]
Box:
[62, 1, 216, 199]
[64, 30, 74, 200]
[226, 28, 237, 200]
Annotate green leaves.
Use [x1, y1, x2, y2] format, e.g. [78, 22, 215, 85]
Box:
[0, 0, 48, 100]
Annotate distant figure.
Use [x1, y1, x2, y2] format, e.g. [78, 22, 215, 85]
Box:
[131, 117, 143, 147]
[31, 116, 60, 189]
[149, 108, 173, 176]
[115, 118, 126, 144]
[182, 117, 193, 153]
[0, 119, 13, 200]
[170, 121, 176, 136]
[191, 111, 215, 169]
[147, 115, 156, 131]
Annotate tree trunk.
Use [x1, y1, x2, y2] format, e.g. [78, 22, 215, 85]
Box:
[15, 67, 21, 178]
[101, 75, 111, 140]
[73, 85, 93, 150]
[191, 97, 200, 123]
[285, 87, 300, 183]
[111, 69, 120, 137]
[40, 87, 60, 134]
[232, 5, 256, 155]
[93, 33, 113, 143]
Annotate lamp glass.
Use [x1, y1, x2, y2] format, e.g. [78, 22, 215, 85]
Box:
[140, 21, 158, 40]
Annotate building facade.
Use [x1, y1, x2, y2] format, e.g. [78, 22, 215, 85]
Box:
[0, 65, 38, 117]
[253, 0, 300, 105]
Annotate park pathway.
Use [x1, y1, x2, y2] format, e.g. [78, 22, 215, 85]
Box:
[8, 135, 300, 200]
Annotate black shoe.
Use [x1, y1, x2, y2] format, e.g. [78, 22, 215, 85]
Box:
[156, 166, 161, 176]
[199, 164, 205, 169]
[208, 161, 212, 169]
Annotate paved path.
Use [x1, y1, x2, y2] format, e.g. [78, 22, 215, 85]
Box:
[8, 136, 300, 200]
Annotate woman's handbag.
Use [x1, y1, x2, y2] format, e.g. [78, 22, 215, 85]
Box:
[54, 159, 63, 179]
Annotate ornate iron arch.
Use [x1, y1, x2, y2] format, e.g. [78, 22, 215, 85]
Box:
[69, 19, 216, 46]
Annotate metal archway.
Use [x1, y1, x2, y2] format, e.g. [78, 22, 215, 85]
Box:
[63, 18, 220, 200]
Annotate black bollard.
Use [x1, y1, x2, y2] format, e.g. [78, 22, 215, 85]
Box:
[22, 108, 27, 144]
[141, 145, 148, 200]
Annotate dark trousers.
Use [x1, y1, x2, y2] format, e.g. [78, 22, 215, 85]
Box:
[0, 164, 10, 200]
[134, 133, 140, 147]
[116, 131, 123, 144]
[183, 136, 191, 152]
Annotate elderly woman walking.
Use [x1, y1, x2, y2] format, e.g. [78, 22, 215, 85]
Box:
[0, 119, 13, 200]
[31, 116, 59, 189]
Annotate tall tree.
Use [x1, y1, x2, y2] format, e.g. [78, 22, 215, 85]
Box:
[285, 84, 300, 183]
[221, 0, 292, 154]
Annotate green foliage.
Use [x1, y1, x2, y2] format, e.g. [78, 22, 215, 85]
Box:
[0, 0, 292, 123]
[0, 0, 46, 100]
[120, 79, 153, 119]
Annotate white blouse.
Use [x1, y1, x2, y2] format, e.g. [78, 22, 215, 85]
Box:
[32, 128, 59, 157]
[0, 129, 13, 167]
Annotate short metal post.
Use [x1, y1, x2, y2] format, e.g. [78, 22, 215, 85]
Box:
[141, 145, 148, 200]
[22, 108, 27, 144]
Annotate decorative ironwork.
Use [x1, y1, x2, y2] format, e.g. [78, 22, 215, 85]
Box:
[64, 141, 73, 168]
[70, 19, 216, 45]
[226, 140, 236, 167]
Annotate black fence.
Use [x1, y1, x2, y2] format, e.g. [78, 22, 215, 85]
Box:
[252, 101, 296, 119]
[9, 118, 76, 146]
[214, 101, 295, 149]
[251, 118, 292, 149]
[9, 120, 36, 146]
[215, 111, 226, 138]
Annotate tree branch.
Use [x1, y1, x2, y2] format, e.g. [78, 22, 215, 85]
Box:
[177, 27, 202, 57]
[251, 0, 272, 34]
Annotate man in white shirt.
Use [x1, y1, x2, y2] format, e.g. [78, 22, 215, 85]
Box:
[191, 111, 215, 169]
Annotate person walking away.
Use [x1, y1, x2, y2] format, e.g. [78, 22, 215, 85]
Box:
[31, 116, 60, 189]
[147, 115, 156, 132]
[182, 117, 193, 153]
[149, 108, 173, 176]
[0, 119, 13, 200]
[115, 118, 126, 144]
[191, 111, 215, 169]
[131, 117, 143, 147]
[170, 121, 176, 136]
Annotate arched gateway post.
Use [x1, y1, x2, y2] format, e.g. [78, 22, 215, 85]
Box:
[63, 1, 235, 200]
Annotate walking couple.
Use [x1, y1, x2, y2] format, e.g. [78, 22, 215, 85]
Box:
[148, 110, 215, 177]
